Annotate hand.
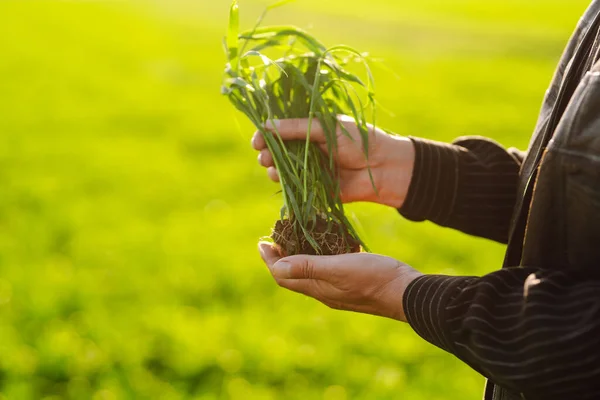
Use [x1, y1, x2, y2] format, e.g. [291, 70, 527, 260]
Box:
[258, 242, 423, 321]
[251, 116, 415, 208]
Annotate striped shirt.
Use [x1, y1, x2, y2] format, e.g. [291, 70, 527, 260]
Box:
[397, 3, 600, 398]
[399, 137, 600, 400]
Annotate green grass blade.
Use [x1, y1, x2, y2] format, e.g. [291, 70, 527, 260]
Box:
[227, 1, 240, 70]
[267, 0, 296, 10]
[241, 50, 288, 76]
[239, 26, 327, 54]
[222, 2, 376, 254]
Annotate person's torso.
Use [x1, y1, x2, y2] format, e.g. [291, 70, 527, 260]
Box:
[487, 1, 600, 399]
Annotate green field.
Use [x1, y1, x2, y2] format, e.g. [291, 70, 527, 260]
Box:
[0, 0, 591, 399]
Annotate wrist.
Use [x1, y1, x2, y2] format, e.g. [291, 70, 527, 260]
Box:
[381, 266, 423, 322]
[376, 135, 415, 208]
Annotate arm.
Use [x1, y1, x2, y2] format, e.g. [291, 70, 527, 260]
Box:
[399, 136, 525, 243]
[404, 269, 600, 400]
[258, 244, 600, 400]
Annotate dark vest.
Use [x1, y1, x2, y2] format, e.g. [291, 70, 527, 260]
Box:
[488, 2, 600, 399]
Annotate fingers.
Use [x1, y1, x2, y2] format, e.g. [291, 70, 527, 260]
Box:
[260, 243, 339, 282]
[253, 118, 327, 185]
[275, 279, 350, 314]
[256, 144, 278, 182]
[252, 119, 327, 152]
[265, 119, 326, 143]
[257, 149, 274, 168]
[258, 242, 281, 267]
[267, 167, 280, 182]
[259, 243, 316, 293]
[255, 148, 279, 181]
[251, 131, 266, 150]
[271, 255, 337, 281]
[275, 278, 314, 296]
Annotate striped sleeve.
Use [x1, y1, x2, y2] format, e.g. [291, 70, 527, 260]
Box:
[399, 136, 522, 243]
[403, 269, 600, 399]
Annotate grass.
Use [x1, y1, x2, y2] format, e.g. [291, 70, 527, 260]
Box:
[0, 0, 590, 399]
[223, 1, 379, 255]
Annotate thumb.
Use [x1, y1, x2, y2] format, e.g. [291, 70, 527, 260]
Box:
[272, 255, 336, 280]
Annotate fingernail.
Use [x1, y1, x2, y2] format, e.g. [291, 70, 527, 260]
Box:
[258, 241, 270, 251]
[258, 241, 266, 253]
[265, 120, 280, 130]
[272, 260, 291, 279]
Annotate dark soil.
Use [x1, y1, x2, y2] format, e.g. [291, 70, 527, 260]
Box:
[271, 217, 361, 256]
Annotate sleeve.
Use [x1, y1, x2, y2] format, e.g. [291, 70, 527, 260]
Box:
[403, 269, 600, 400]
[398, 136, 524, 244]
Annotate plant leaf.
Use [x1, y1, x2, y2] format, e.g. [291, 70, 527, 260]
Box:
[267, 0, 296, 10]
[227, 1, 240, 70]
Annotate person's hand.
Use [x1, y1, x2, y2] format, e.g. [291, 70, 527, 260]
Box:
[258, 242, 423, 322]
[251, 116, 415, 209]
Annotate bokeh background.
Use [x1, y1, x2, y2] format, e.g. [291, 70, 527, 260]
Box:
[0, 0, 591, 399]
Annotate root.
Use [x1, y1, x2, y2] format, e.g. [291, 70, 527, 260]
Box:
[271, 217, 361, 256]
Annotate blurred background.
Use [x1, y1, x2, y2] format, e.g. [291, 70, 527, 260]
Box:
[0, 0, 591, 399]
